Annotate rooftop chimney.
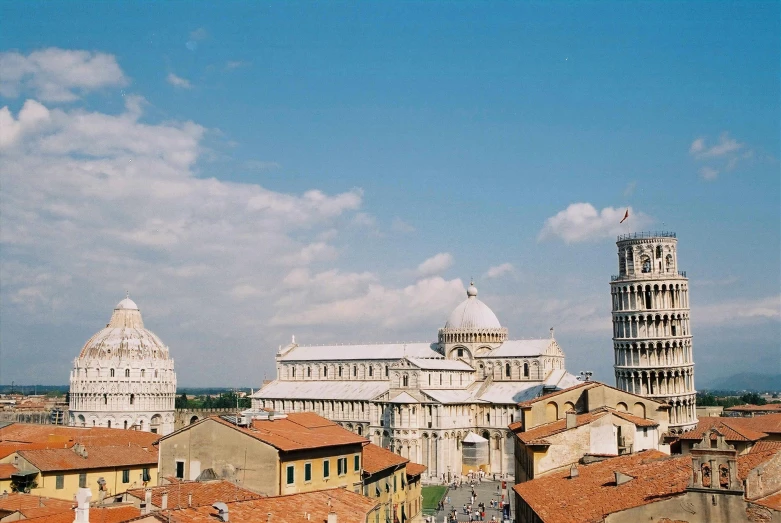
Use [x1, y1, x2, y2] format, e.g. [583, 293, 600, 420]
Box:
[327, 512, 337, 523]
[213, 502, 230, 522]
[188, 493, 193, 507]
[566, 410, 577, 430]
[143, 490, 152, 515]
[161, 491, 168, 510]
[267, 512, 272, 523]
[569, 464, 579, 479]
[73, 488, 92, 523]
[614, 471, 634, 486]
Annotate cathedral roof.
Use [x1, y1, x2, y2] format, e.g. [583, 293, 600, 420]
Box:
[444, 282, 502, 331]
[76, 296, 171, 361]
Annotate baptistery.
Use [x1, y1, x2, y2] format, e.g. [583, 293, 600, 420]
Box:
[68, 296, 176, 434]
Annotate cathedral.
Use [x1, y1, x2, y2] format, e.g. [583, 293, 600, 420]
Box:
[68, 296, 177, 434]
[252, 282, 579, 477]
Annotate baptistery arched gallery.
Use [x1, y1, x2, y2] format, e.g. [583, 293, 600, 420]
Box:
[252, 282, 579, 477]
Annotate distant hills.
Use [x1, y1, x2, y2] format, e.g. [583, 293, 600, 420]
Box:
[702, 373, 781, 392]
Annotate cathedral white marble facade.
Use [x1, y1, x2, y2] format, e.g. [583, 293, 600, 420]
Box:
[68, 296, 177, 435]
[252, 282, 579, 477]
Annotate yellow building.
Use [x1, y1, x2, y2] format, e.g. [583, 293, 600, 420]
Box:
[157, 412, 366, 496]
[3, 443, 157, 500]
[361, 443, 426, 523]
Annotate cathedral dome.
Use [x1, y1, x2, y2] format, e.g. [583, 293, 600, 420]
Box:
[77, 297, 171, 361]
[444, 282, 502, 330]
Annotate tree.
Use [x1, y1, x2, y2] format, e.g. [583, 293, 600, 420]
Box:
[175, 393, 189, 409]
[739, 392, 767, 406]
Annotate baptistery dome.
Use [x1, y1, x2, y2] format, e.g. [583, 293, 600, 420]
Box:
[68, 296, 176, 434]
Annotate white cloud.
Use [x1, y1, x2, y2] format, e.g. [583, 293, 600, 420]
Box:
[698, 166, 719, 181]
[225, 61, 249, 71]
[693, 295, 780, 325]
[690, 133, 743, 159]
[167, 73, 192, 89]
[0, 77, 368, 385]
[417, 253, 454, 277]
[689, 132, 751, 180]
[0, 48, 126, 102]
[270, 277, 465, 329]
[538, 203, 653, 244]
[484, 263, 514, 279]
[391, 217, 415, 234]
[189, 28, 209, 41]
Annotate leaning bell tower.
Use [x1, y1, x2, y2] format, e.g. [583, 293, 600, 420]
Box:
[610, 232, 696, 433]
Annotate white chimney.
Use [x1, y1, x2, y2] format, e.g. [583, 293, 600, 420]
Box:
[327, 512, 337, 523]
[73, 488, 92, 523]
[188, 493, 193, 507]
[566, 410, 577, 430]
[569, 464, 579, 479]
[161, 491, 168, 510]
[143, 489, 152, 514]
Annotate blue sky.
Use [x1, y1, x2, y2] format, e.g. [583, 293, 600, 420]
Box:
[0, 1, 778, 387]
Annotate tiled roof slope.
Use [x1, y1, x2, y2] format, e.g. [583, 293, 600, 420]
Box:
[736, 413, 781, 434]
[18, 445, 156, 472]
[406, 463, 427, 477]
[362, 443, 408, 474]
[139, 487, 378, 523]
[514, 450, 691, 523]
[736, 449, 780, 480]
[515, 408, 656, 445]
[23, 505, 141, 523]
[0, 424, 160, 459]
[677, 417, 769, 442]
[0, 493, 74, 519]
[751, 440, 781, 454]
[755, 491, 781, 511]
[207, 413, 367, 452]
[126, 480, 262, 509]
[0, 463, 19, 479]
[726, 404, 781, 412]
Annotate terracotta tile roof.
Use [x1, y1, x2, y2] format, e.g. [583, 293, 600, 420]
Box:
[140, 487, 378, 523]
[517, 382, 596, 407]
[0, 442, 65, 460]
[125, 480, 262, 509]
[23, 505, 141, 523]
[734, 413, 781, 434]
[406, 463, 427, 478]
[18, 445, 156, 472]
[514, 406, 658, 445]
[0, 424, 160, 451]
[204, 413, 367, 453]
[362, 443, 408, 474]
[677, 417, 769, 442]
[736, 449, 780, 480]
[0, 493, 74, 519]
[508, 421, 522, 432]
[754, 491, 781, 511]
[751, 440, 781, 454]
[725, 404, 781, 412]
[0, 463, 20, 479]
[608, 409, 659, 427]
[513, 450, 690, 523]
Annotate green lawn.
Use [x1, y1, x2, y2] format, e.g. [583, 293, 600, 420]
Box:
[422, 485, 448, 512]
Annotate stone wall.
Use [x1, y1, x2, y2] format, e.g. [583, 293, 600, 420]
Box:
[173, 409, 238, 430]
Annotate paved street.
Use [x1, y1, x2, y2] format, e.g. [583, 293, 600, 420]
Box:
[426, 478, 511, 523]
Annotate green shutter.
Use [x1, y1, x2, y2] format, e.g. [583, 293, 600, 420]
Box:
[286, 465, 294, 485]
[305, 463, 312, 482]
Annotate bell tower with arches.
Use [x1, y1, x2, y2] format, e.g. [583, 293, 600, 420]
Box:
[610, 232, 696, 433]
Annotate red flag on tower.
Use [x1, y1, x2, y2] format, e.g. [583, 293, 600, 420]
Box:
[620, 208, 629, 224]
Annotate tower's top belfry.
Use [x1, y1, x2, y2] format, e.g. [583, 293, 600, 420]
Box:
[613, 231, 683, 281]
